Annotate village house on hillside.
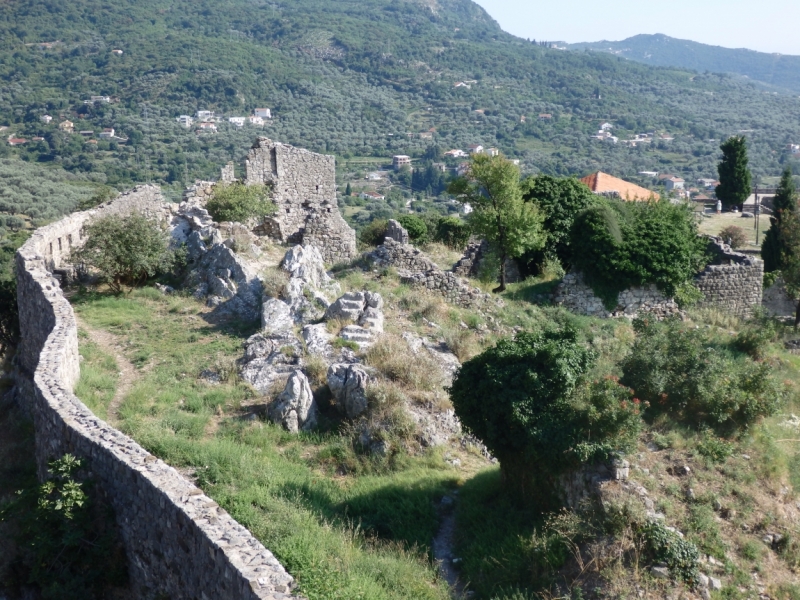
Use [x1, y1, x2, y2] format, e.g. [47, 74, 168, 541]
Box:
[445, 149, 468, 158]
[392, 155, 411, 170]
[665, 176, 685, 192]
[253, 108, 272, 119]
[177, 115, 194, 128]
[59, 120, 74, 132]
[360, 191, 385, 201]
[468, 144, 484, 154]
[580, 171, 660, 201]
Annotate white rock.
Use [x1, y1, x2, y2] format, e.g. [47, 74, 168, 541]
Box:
[327, 363, 369, 419]
[269, 370, 317, 433]
[261, 298, 293, 334]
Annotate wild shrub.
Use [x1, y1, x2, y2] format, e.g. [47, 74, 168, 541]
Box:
[621, 318, 784, 432]
[71, 213, 179, 293]
[434, 216, 471, 249]
[0, 454, 128, 599]
[732, 314, 778, 360]
[205, 182, 275, 224]
[571, 200, 708, 309]
[719, 224, 748, 249]
[449, 324, 641, 508]
[359, 218, 389, 247]
[640, 521, 699, 583]
[397, 214, 427, 243]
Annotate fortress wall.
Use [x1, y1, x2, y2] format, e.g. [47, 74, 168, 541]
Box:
[694, 237, 764, 318]
[15, 187, 300, 600]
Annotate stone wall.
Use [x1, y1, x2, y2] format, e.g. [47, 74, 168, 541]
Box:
[245, 137, 356, 264]
[694, 237, 763, 318]
[368, 239, 494, 308]
[452, 239, 521, 283]
[553, 238, 764, 320]
[14, 189, 300, 600]
[553, 272, 681, 319]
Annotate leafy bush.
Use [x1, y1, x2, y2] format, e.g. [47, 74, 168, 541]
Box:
[621, 318, 784, 432]
[640, 521, 700, 583]
[571, 200, 708, 309]
[520, 174, 600, 273]
[449, 324, 641, 508]
[0, 454, 128, 599]
[718, 225, 748, 249]
[205, 182, 275, 224]
[434, 216, 471, 249]
[732, 317, 778, 360]
[359, 218, 389, 247]
[71, 213, 179, 293]
[398, 215, 427, 243]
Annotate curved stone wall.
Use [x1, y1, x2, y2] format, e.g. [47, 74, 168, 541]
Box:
[15, 187, 300, 600]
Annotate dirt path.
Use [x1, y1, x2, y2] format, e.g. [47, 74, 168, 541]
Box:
[432, 494, 468, 598]
[76, 317, 138, 423]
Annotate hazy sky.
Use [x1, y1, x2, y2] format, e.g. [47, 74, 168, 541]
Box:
[472, 0, 800, 55]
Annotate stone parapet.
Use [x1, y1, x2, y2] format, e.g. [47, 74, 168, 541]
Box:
[14, 187, 301, 600]
[694, 237, 763, 318]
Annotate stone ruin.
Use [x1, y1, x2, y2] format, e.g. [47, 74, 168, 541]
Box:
[245, 137, 357, 264]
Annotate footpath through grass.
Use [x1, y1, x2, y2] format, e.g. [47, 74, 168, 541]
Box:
[72, 288, 457, 600]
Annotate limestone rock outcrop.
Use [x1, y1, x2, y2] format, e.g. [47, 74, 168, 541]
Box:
[281, 245, 340, 323]
[327, 363, 369, 419]
[240, 331, 303, 395]
[324, 291, 384, 348]
[268, 370, 317, 433]
[261, 298, 293, 334]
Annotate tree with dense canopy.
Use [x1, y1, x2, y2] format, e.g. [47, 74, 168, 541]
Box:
[520, 174, 599, 273]
[71, 214, 178, 293]
[761, 167, 798, 272]
[716, 136, 752, 210]
[448, 154, 544, 291]
[449, 324, 642, 509]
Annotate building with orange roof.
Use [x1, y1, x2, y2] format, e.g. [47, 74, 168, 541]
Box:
[580, 171, 660, 201]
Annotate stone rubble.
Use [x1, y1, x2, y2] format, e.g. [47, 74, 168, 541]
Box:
[385, 219, 409, 244]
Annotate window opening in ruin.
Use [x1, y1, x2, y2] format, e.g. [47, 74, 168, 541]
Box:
[49, 242, 53, 256]
[58, 238, 62, 251]
[68, 234, 73, 246]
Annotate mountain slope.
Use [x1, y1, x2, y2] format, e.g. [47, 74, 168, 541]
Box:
[568, 34, 800, 94]
[0, 1, 799, 201]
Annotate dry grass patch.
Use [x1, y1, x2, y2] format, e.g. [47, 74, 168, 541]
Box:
[364, 333, 446, 392]
[262, 266, 289, 299]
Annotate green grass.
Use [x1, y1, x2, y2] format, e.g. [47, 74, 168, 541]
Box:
[73, 288, 456, 600]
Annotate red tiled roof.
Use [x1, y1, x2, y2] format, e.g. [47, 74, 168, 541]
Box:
[580, 171, 660, 201]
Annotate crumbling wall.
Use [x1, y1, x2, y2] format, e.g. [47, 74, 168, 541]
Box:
[694, 237, 763, 318]
[245, 137, 356, 264]
[14, 188, 301, 600]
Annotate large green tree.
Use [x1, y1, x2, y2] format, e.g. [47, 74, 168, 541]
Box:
[761, 167, 798, 272]
[448, 154, 544, 291]
[520, 174, 599, 273]
[449, 325, 641, 508]
[716, 136, 752, 210]
[775, 207, 800, 327]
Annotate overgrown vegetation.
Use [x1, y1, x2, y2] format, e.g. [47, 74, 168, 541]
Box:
[205, 182, 276, 224]
[0, 454, 128, 599]
[570, 199, 708, 308]
[71, 213, 181, 292]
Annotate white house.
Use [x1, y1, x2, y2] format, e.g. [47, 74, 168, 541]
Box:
[665, 176, 685, 191]
[99, 128, 115, 138]
[254, 108, 272, 119]
[486, 147, 499, 157]
[177, 115, 194, 128]
[197, 122, 217, 133]
[789, 144, 800, 155]
[366, 172, 383, 181]
[444, 149, 468, 158]
[196, 110, 214, 120]
[228, 117, 246, 128]
[90, 96, 111, 103]
[360, 191, 385, 201]
[248, 115, 265, 126]
[456, 162, 470, 176]
[600, 122, 613, 131]
[454, 82, 471, 89]
[468, 144, 484, 154]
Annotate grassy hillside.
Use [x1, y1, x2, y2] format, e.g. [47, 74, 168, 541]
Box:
[1, 0, 800, 200]
[568, 34, 800, 95]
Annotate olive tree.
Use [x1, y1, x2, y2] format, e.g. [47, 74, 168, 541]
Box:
[448, 154, 544, 291]
[71, 213, 178, 293]
[449, 325, 642, 508]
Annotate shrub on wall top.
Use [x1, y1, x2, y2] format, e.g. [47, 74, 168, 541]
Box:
[570, 199, 708, 309]
[206, 183, 275, 224]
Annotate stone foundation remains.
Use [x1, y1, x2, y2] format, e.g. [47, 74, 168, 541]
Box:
[15, 188, 300, 600]
[554, 237, 764, 319]
[245, 137, 356, 264]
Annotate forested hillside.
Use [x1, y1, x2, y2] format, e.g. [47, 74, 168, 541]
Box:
[1, 0, 800, 207]
[568, 34, 800, 95]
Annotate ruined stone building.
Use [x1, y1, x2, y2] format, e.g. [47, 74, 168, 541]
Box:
[245, 137, 357, 264]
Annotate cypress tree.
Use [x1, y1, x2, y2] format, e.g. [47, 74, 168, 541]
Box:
[716, 136, 752, 210]
[762, 167, 798, 272]
[344, 182, 352, 197]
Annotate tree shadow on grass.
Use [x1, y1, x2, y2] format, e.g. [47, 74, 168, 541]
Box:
[280, 475, 458, 553]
